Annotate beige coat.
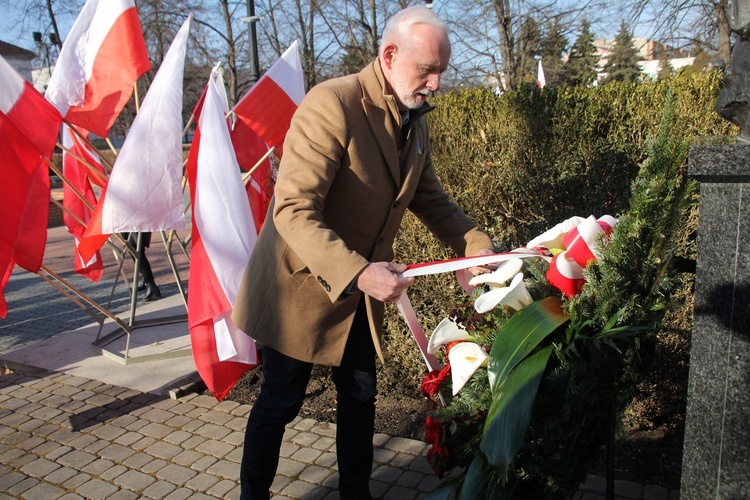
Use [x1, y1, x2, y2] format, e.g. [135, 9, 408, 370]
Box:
[232, 59, 493, 366]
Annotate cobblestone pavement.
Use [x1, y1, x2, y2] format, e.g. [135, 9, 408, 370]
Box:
[0, 227, 680, 499]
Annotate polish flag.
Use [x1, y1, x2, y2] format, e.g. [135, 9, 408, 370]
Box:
[0, 111, 50, 318]
[78, 15, 192, 263]
[187, 70, 258, 401]
[232, 40, 305, 156]
[62, 124, 105, 283]
[231, 122, 273, 233]
[537, 59, 546, 89]
[45, 0, 150, 138]
[0, 55, 62, 159]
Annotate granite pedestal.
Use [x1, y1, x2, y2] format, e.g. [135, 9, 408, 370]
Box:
[682, 141, 750, 499]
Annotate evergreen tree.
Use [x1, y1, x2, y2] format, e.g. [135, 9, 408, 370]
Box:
[657, 48, 673, 80]
[516, 16, 543, 86]
[603, 22, 642, 84]
[540, 20, 568, 87]
[562, 19, 599, 87]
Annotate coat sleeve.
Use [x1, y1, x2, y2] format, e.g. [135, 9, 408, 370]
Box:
[272, 84, 370, 302]
[407, 124, 494, 257]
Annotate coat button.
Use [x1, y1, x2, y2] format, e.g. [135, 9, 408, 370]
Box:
[376, 237, 384, 245]
[393, 200, 400, 208]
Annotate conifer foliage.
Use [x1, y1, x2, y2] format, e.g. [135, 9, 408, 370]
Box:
[603, 22, 642, 84]
[562, 19, 599, 87]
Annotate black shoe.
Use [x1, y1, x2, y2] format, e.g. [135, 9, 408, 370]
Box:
[143, 282, 162, 301]
[137, 279, 146, 291]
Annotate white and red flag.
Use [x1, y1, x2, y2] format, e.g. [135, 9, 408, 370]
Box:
[0, 111, 50, 318]
[187, 69, 258, 401]
[45, 0, 150, 138]
[62, 124, 105, 282]
[0, 55, 62, 158]
[231, 41, 305, 232]
[78, 15, 192, 263]
[232, 40, 304, 156]
[537, 59, 546, 89]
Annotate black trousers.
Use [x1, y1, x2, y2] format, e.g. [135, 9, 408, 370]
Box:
[125, 232, 154, 283]
[240, 299, 377, 500]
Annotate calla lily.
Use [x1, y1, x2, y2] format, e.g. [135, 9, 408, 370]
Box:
[469, 258, 524, 288]
[448, 342, 489, 395]
[526, 216, 585, 251]
[427, 317, 476, 354]
[474, 272, 533, 313]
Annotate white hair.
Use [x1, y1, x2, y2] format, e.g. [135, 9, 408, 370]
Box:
[379, 5, 450, 57]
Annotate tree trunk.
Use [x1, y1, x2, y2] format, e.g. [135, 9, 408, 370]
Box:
[716, 0, 731, 64]
[493, 0, 516, 91]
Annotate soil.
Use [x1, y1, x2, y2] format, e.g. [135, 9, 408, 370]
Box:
[221, 367, 684, 491]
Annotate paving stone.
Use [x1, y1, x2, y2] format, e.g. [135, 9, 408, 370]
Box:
[45, 466, 78, 485]
[417, 473, 442, 492]
[6, 477, 39, 496]
[113, 469, 157, 491]
[19, 481, 65, 499]
[207, 478, 239, 498]
[163, 487, 193, 500]
[206, 459, 239, 480]
[142, 480, 178, 499]
[0, 471, 27, 491]
[190, 456, 218, 472]
[106, 489, 140, 500]
[279, 441, 300, 458]
[277, 457, 306, 478]
[82, 458, 116, 475]
[184, 471, 220, 492]
[139, 422, 173, 439]
[225, 447, 243, 463]
[164, 415, 192, 428]
[383, 437, 428, 456]
[141, 459, 169, 474]
[100, 464, 129, 481]
[224, 430, 245, 447]
[396, 470, 424, 488]
[140, 408, 175, 423]
[281, 479, 330, 499]
[299, 465, 334, 484]
[373, 448, 397, 464]
[20, 457, 60, 478]
[383, 485, 418, 500]
[372, 464, 403, 483]
[114, 431, 143, 447]
[194, 439, 234, 458]
[193, 423, 231, 440]
[99, 443, 137, 462]
[144, 441, 183, 460]
[172, 449, 204, 466]
[315, 452, 338, 468]
[90, 424, 127, 441]
[290, 447, 323, 463]
[122, 452, 154, 469]
[75, 478, 120, 498]
[57, 449, 96, 468]
[62, 473, 91, 490]
[155, 463, 198, 486]
[180, 436, 206, 450]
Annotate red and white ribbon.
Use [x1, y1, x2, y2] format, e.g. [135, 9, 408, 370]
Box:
[397, 249, 547, 372]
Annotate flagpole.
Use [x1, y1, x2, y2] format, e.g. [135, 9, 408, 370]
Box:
[242, 146, 275, 184]
[64, 124, 115, 173]
[55, 141, 110, 185]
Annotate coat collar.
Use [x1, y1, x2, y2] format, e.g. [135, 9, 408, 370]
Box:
[359, 59, 433, 186]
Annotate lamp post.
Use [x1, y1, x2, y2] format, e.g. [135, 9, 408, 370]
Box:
[243, 0, 261, 86]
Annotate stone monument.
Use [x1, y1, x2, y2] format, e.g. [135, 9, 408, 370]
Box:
[681, 1, 750, 497]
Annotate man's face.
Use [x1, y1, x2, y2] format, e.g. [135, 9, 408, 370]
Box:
[386, 24, 450, 110]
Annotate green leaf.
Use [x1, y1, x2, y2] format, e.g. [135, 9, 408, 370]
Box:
[460, 452, 513, 499]
[487, 296, 570, 391]
[480, 346, 554, 474]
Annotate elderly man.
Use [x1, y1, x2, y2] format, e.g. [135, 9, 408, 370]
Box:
[233, 5, 494, 499]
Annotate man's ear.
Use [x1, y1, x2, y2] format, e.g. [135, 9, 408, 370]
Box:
[382, 43, 397, 69]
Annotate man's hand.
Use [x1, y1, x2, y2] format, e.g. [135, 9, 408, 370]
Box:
[356, 262, 415, 303]
[468, 248, 497, 276]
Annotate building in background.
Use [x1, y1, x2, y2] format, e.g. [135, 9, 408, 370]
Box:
[595, 37, 694, 81]
[0, 40, 35, 82]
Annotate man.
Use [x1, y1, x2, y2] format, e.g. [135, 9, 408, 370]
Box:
[232, 5, 494, 499]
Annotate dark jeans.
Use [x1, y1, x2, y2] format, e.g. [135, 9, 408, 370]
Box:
[240, 299, 377, 500]
[125, 232, 154, 283]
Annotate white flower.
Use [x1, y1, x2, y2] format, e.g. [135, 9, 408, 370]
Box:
[526, 216, 586, 251]
[474, 272, 533, 313]
[468, 258, 524, 288]
[448, 342, 489, 395]
[427, 317, 476, 355]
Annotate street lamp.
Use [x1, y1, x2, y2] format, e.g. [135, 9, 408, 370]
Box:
[241, 0, 261, 86]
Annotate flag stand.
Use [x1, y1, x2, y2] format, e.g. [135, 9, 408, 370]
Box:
[91, 231, 191, 365]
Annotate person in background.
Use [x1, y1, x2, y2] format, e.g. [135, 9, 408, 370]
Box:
[232, 5, 495, 499]
[126, 232, 161, 301]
